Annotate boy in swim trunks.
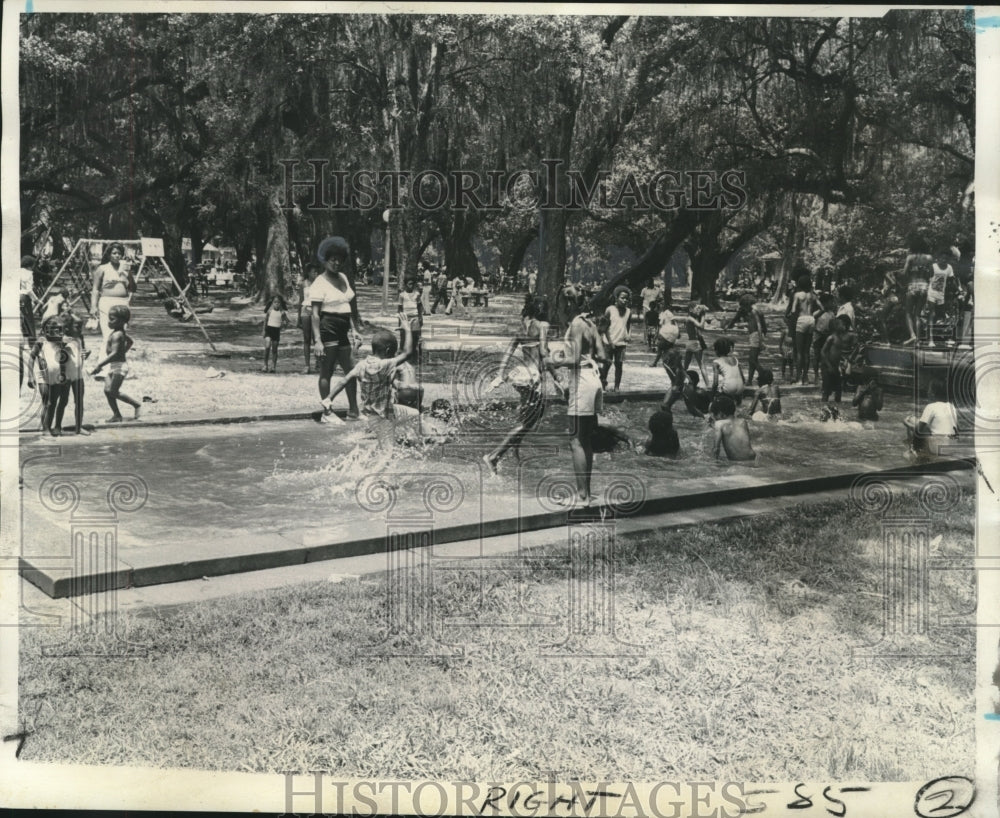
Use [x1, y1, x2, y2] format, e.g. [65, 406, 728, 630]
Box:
[27, 315, 75, 436]
[90, 304, 141, 423]
[322, 320, 414, 420]
[550, 304, 606, 507]
[710, 395, 757, 462]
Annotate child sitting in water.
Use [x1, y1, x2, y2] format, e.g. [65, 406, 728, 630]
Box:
[668, 369, 712, 418]
[322, 319, 414, 420]
[748, 367, 782, 418]
[711, 337, 746, 404]
[852, 374, 884, 421]
[904, 379, 958, 457]
[710, 394, 757, 462]
[644, 403, 680, 456]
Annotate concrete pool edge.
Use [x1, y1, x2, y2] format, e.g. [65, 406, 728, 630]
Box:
[20, 457, 974, 599]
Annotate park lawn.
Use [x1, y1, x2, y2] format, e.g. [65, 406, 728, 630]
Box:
[19, 489, 975, 782]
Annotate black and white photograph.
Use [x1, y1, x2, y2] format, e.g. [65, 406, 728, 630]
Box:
[2, 3, 998, 815]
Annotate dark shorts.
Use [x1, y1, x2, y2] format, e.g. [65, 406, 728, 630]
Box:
[264, 325, 281, 342]
[20, 295, 36, 342]
[319, 313, 351, 348]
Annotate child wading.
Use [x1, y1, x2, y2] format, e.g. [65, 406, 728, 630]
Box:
[748, 367, 781, 418]
[89, 304, 141, 422]
[853, 374, 884, 422]
[322, 319, 415, 421]
[262, 295, 288, 373]
[711, 337, 746, 404]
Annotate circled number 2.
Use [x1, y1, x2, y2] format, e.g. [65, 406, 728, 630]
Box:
[914, 776, 975, 818]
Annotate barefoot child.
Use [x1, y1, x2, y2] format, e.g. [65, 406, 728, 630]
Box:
[710, 395, 757, 462]
[60, 305, 90, 434]
[748, 367, 782, 417]
[90, 305, 141, 422]
[262, 295, 288, 373]
[26, 316, 74, 436]
[322, 320, 413, 420]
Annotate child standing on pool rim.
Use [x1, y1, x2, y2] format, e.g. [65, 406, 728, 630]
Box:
[27, 315, 75, 436]
[310, 236, 364, 419]
[90, 304, 141, 423]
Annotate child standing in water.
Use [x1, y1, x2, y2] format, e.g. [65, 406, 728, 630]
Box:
[819, 316, 850, 406]
[710, 395, 757, 462]
[748, 367, 782, 417]
[778, 317, 796, 383]
[262, 295, 288, 373]
[711, 337, 746, 404]
[27, 316, 75, 436]
[90, 305, 141, 422]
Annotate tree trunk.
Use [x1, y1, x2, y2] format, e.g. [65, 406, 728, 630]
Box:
[261, 187, 291, 303]
[441, 211, 480, 283]
[539, 206, 571, 325]
[502, 229, 536, 280]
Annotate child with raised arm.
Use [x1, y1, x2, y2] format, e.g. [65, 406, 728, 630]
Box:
[748, 367, 782, 418]
[26, 316, 74, 437]
[262, 295, 288, 373]
[322, 319, 413, 420]
[89, 305, 141, 422]
[710, 395, 757, 462]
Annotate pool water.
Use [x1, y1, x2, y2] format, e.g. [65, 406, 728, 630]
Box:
[20, 391, 957, 548]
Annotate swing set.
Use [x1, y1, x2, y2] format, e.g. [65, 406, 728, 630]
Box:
[35, 238, 221, 353]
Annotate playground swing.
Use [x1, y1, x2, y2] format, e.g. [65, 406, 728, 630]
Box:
[35, 238, 229, 357]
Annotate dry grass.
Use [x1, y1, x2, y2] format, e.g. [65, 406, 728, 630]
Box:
[19, 489, 975, 781]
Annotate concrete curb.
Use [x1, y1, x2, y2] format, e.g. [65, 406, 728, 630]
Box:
[20, 457, 973, 598]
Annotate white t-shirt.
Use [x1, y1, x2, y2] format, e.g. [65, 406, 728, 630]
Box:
[928, 264, 953, 305]
[919, 401, 958, 437]
[20, 267, 34, 296]
[308, 274, 354, 314]
[399, 290, 421, 319]
[640, 286, 659, 312]
[605, 305, 631, 346]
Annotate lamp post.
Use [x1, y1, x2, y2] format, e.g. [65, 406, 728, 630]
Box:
[382, 209, 391, 314]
